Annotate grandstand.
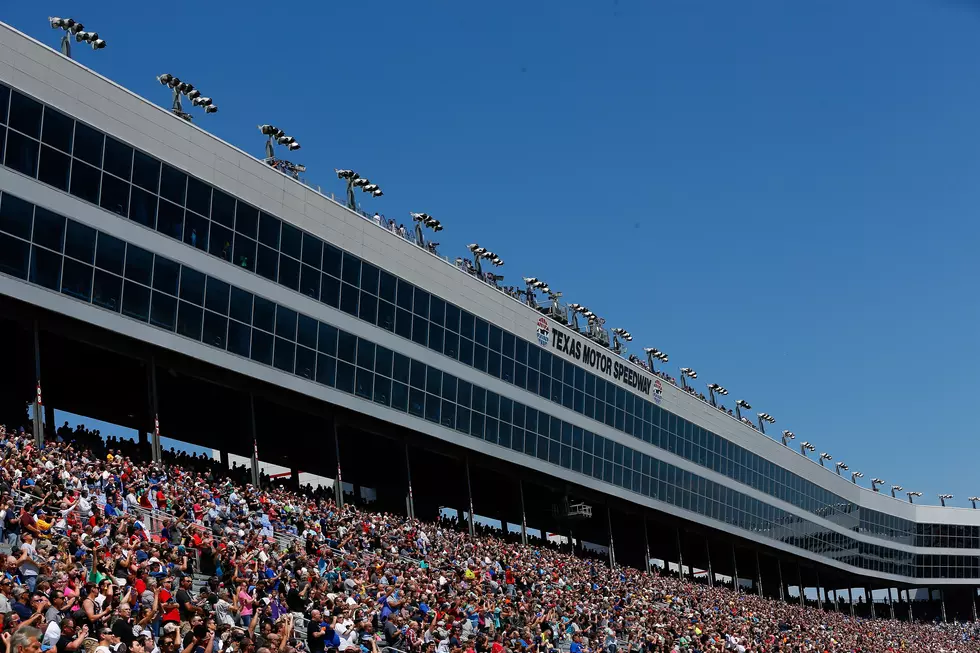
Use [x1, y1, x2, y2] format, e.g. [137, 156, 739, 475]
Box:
[0, 19, 979, 653]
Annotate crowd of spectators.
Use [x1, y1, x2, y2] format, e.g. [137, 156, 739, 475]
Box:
[0, 424, 973, 653]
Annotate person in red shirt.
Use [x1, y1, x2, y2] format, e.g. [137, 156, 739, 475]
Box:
[158, 577, 180, 625]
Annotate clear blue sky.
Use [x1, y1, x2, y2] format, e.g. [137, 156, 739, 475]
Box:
[7, 1, 980, 509]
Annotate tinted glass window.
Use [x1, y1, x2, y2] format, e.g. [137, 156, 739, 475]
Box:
[33, 207, 66, 253]
[211, 190, 235, 227]
[379, 270, 396, 303]
[159, 164, 187, 205]
[72, 122, 104, 168]
[61, 258, 93, 301]
[95, 232, 125, 274]
[0, 85, 8, 124]
[92, 269, 122, 311]
[152, 257, 180, 295]
[0, 233, 29, 280]
[276, 306, 297, 340]
[37, 146, 70, 191]
[64, 220, 96, 264]
[185, 177, 211, 217]
[322, 243, 342, 277]
[342, 252, 360, 286]
[205, 277, 230, 314]
[8, 91, 42, 138]
[258, 212, 280, 249]
[132, 150, 160, 193]
[29, 245, 61, 290]
[5, 130, 39, 177]
[0, 192, 33, 240]
[100, 172, 130, 217]
[252, 296, 275, 333]
[301, 233, 322, 268]
[235, 203, 258, 238]
[229, 287, 252, 324]
[124, 245, 153, 285]
[103, 137, 133, 181]
[179, 267, 206, 305]
[297, 314, 318, 349]
[69, 160, 100, 205]
[40, 107, 73, 153]
[281, 222, 301, 259]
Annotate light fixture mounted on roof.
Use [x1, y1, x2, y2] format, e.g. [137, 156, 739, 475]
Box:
[159, 75, 218, 121]
[756, 411, 775, 434]
[870, 478, 885, 493]
[644, 347, 669, 374]
[890, 485, 903, 498]
[780, 430, 795, 446]
[969, 497, 980, 509]
[818, 452, 832, 467]
[734, 399, 751, 420]
[336, 169, 381, 210]
[679, 367, 697, 391]
[850, 471, 864, 484]
[706, 383, 727, 407]
[50, 17, 105, 58]
[410, 213, 443, 249]
[938, 493, 953, 507]
[799, 441, 815, 457]
[907, 491, 922, 504]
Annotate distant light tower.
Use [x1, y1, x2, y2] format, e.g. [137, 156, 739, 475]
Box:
[850, 471, 864, 485]
[800, 441, 815, 457]
[410, 212, 443, 248]
[757, 412, 775, 434]
[819, 452, 832, 468]
[158, 75, 218, 121]
[871, 478, 885, 493]
[781, 430, 795, 446]
[644, 348, 669, 374]
[939, 494, 953, 507]
[969, 497, 980, 509]
[706, 383, 728, 407]
[907, 491, 922, 504]
[834, 461, 848, 476]
[679, 368, 697, 390]
[523, 277, 550, 310]
[734, 399, 751, 421]
[611, 328, 632, 355]
[336, 169, 382, 211]
[890, 485, 903, 499]
[49, 17, 105, 58]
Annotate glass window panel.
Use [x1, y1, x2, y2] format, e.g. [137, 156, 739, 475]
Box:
[413, 287, 430, 319]
[211, 190, 235, 228]
[40, 107, 73, 153]
[94, 232, 125, 275]
[92, 270, 121, 311]
[152, 256, 180, 296]
[409, 388, 425, 417]
[99, 172, 130, 217]
[258, 212, 281, 249]
[295, 346, 315, 380]
[208, 225, 232, 262]
[255, 244, 278, 281]
[124, 187, 155, 229]
[0, 85, 6, 124]
[68, 159, 100, 205]
[226, 319, 250, 357]
[250, 329, 273, 365]
[37, 145, 70, 191]
[393, 353, 410, 384]
[342, 252, 361, 286]
[297, 314, 317, 349]
[5, 130, 39, 177]
[0, 193, 32, 239]
[185, 177, 211, 217]
[235, 203, 259, 238]
[301, 233, 322, 268]
[375, 346, 393, 377]
[459, 338, 473, 366]
[184, 212, 208, 252]
[424, 393, 440, 423]
[233, 234, 256, 271]
[377, 300, 395, 332]
[394, 307, 412, 340]
[322, 243, 342, 278]
[357, 262, 379, 296]
[379, 270, 396, 303]
[33, 207, 66, 253]
[389, 381, 407, 411]
[412, 315, 428, 346]
[0, 233, 30, 279]
[338, 331, 357, 363]
[374, 376, 391, 406]
[103, 137, 133, 181]
[317, 322, 337, 355]
[316, 354, 336, 387]
[396, 279, 414, 311]
[178, 267, 205, 305]
[273, 338, 295, 373]
[460, 310, 475, 340]
[8, 91, 42, 138]
[357, 339, 376, 370]
[444, 332, 459, 359]
[475, 319, 489, 345]
[252, 296, 275, 333]
[64, 220, 96, 264]
[203, 277, 229, 315]
[340, 282, 359, 316]
[428, 323, 444, 354]
[176, 302, 203, 340]
[489, 325, 502, 352]
[72, 122, 103, 168]
[121, 281, 150, 321]
[149, 291, 177, 330]
[202, 311, 227, 348]
[321, 274, 340, 307]
[229, 287, 253, 324]
[279, 254, 300, 290]
[280, 222, 301, 259]
[445, 303, 460, 333]
[160, 165, 187, 205]
[132, 150, 160, 193]
[155, 199, 183, 238]
[359, 292, 377, 324]
[275, 305, 297, 340]
[336, 361, 355, 394]
[300, 264, 319, 300]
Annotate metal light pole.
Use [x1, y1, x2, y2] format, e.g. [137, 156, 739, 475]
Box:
[907, 491, 922, 504]
[890, 485, 903, 499]
[735, 399, 751, 421]
[871, 478, 885, 493]
[819, 452, 832, 468]
[939, 494, 953, 507]
[850, 471, 864, 485]
[159, 75, 218, 121]
[800, 441, 815, 457]
[611, 328, 632, 355]
[757, 412, 775, 434]
[49, 17, 105, 58]
[645, 348, 669, 374]
[781, 430, 795, 446]
[707, 383, 728, 407]
[835, 461, 848, 476]
[970, 497, 980, 509]
[679, 368, 697, 390]
[336, 169, 382, 211]
[410, 213, 443, 248]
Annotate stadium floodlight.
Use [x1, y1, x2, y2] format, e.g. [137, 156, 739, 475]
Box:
[644, 347, 669, 374]
[259, 124, 301, 171]
[834, 461, 848, 475]
[907, 491, 922, 504]
[410, 213, 443, 247]
[850, 471, 864, 484]
[734, 399, 751, 420]
[158, 75, 218, 121]
[969, 497, 980, 509]
[465, 243, 502, 278]
[939, 493, 953, 507]
[706, 383, 728, 407]
[611, 328, 632, 354]
[336, 169, 381, 210]
[818, 452, 832, 467]
[679, 367, 697, 390]
[799, 441, 815, 457]
[756, 412, 775, 434]
[781, 430, 795, 446]
[890, 485, 903, 498]
[871, 478, 885, 493]
[50, 17, 105, 58]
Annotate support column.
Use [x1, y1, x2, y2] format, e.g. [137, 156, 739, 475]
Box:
[332, 419, 343, 507]
[732, 544, 740, 593]
[972, 587, 977, 622]
[815, 571, 823, 611]
[148, 358, 161, 464]
[940, 588, 947, 623]
[43, 405, 55, 438]
[32, 321, 43, 447]
[887, 587, 895, 620]
[907, 589, 914, 621]
[848, 587, 854, 617]
[676, 528, 685, 578]
[249, 394, 260, 488]
[464, 457, 475, 538]
[797, 566, 805, 606]
[705, 539, 714, 587]
[642, 518, 651, 573]
[404, 443, 415, 519]
[777, 559, 785, 602]
[518, 479, 528, 545]
[606, 506, 616, 568]
[833, 589, 839, 612]
[755, 551, 763, 597]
